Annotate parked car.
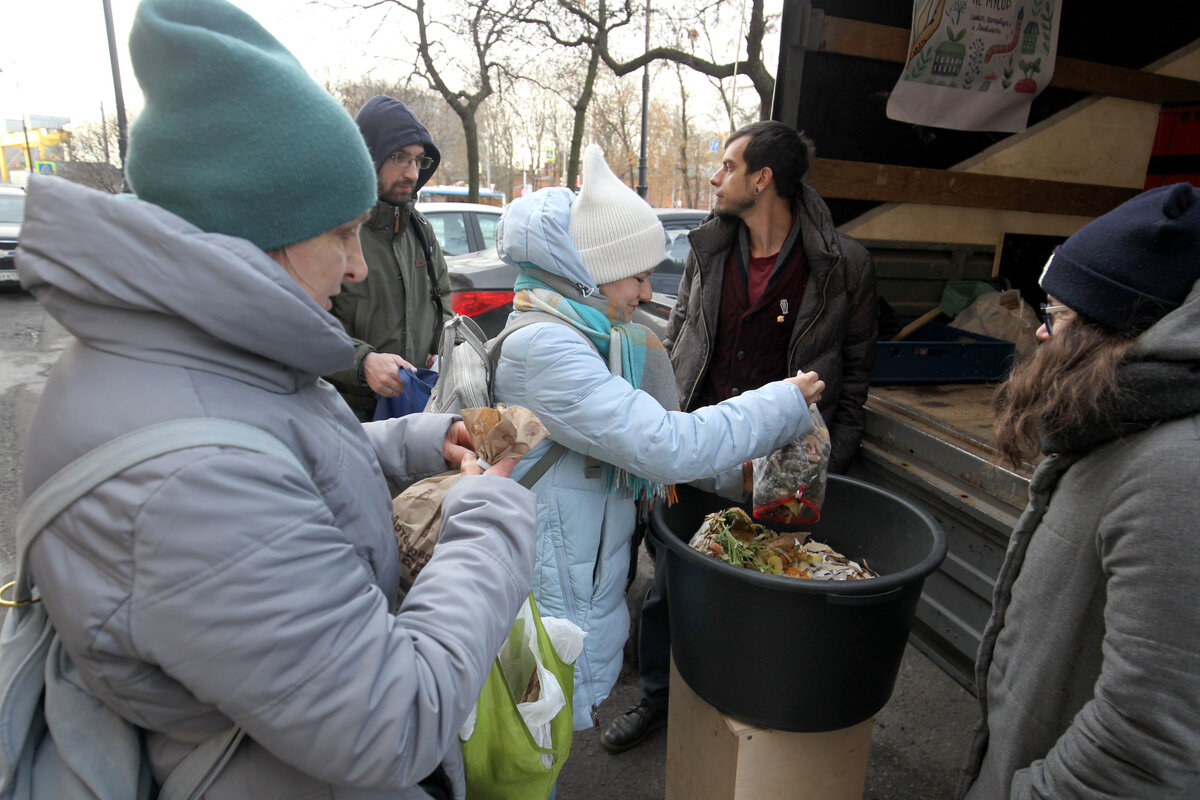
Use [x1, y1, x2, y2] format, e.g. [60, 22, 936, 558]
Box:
[415, 201, 504, 257]
[0, 185, 27, 292]
[446, 207, 708, 336]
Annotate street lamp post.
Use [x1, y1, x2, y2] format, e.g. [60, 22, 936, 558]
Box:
[101, 0, 129, 179]
[636, 0, 650, 199]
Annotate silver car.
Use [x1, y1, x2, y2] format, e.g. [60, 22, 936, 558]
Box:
[0, 185, 26, 292]
[415, 201, 503, 257]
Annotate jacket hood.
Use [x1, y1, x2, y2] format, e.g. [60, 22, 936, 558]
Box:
[497, 187, 597, 292]
[15, 175, 355, 390]
[355, 95, 441, 194]
[1129, 275, 1200, 364]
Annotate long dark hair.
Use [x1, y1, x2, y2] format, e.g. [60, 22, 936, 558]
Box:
[993, 317, 1138, 467]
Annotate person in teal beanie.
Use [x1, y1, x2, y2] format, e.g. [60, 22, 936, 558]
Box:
[14, 0, 536, 798]
[125, 0, 378, 250]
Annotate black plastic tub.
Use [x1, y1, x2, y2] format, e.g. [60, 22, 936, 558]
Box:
[648, 475, 947, 732]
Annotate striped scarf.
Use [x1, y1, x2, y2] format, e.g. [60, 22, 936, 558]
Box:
[513, 268, 676, 503]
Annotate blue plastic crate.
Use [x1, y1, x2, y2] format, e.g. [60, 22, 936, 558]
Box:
[872, 322, 1015, 384]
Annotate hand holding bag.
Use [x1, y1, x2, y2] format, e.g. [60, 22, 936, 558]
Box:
[392, 406, 551, 591]
[752, 403, 832, 523]
[373, 367, 439, 420]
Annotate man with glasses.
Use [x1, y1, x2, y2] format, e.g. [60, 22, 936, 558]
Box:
[327, 94, 452, 421]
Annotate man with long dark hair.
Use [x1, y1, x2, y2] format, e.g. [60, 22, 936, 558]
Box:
[602, 120, 877, 753]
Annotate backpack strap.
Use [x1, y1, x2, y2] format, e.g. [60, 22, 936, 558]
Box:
[158, 724, 246, 800]
[488, 313, 605, 490]
[12, 419, 303, 605]
[409, 211, 446, 327]
[516, 442, 567, 490]
[11, 418, 307, 800]
[485, 310, 603, 400]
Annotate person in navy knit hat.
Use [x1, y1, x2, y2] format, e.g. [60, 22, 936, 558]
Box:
[1039, 181, 1200, 333]
[958, 182, 1200, 800]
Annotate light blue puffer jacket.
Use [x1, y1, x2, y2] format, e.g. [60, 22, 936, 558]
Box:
[492, 188, 814, 728]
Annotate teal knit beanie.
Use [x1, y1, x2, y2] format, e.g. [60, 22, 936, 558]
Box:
[125, 0, 376, 251]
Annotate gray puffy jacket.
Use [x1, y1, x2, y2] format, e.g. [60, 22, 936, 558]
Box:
[16, 176, 536, 799]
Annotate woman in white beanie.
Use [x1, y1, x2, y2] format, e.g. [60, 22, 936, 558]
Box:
[492, 145, 824, 741]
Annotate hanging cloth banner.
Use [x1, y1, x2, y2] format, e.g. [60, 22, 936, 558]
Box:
[886, 0, 1062, 133]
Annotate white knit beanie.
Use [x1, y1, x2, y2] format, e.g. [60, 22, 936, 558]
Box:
[568, 144, 665, 285]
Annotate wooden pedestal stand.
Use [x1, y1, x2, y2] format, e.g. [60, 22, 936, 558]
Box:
[664, 661, 873, 800]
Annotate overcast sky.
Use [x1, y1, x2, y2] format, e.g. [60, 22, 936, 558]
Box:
[1, 0, 392, 124]
[2, 0, 782, 127]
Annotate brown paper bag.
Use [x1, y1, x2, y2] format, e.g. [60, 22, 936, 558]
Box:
[392, 406, 549, 591]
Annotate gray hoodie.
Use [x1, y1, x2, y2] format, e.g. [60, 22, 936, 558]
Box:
[15, 175, 535, 799]
[958, 279, 1200, 799]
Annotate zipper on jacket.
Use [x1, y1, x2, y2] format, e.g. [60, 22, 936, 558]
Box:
[787, 258, 837, 371]
[393, 205, 401, 235]
[683, 307, 712, 410]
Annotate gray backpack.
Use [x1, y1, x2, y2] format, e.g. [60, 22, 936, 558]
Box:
[427, 312, 610, 415]
[0, 419, 304, 800]
[426, 312, 617, 481]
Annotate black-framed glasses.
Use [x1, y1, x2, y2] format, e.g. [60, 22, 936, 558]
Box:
[1040, 303, 1069, 334]
[388, 153, 434, 170]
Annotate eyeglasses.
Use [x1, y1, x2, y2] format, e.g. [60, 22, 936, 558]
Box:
[1040, 303, 1070, 334]
[388, 153, 434, 170]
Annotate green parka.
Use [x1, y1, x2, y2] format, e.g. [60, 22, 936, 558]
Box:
[328, 200, 452, 420]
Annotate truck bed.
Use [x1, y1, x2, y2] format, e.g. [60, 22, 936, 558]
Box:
[850, 383, 1034, 692]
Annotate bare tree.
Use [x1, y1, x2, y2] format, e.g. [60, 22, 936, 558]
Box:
[561, 0, 777, 120]
[480, 84, 523, 198]
[587, 70, 642, 183]
[513, 0, 639, 191]
[671, 63, 700, 207]
[349, 0, 538, 203]
[61, 116, 125, 194]
[513, 0, 774, 193]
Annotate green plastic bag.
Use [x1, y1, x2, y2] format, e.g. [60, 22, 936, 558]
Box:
[460, 593, 577, 800]
[940, 280, 996, 319]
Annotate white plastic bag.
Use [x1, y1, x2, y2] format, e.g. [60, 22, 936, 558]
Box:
[459, 597, 585, 766]
[950, 288, 1041, 357]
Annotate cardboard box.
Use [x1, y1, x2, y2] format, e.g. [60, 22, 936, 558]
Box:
[665, 661, 873, 800]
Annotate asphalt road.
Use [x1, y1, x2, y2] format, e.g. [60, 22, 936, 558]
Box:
[0, 288, 980, 799]
[0, 289, 72, 579]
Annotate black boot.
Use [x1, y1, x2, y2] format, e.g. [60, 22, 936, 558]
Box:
[600, 699, 668, 753]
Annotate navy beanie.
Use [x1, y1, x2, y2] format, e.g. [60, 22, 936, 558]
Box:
[125, 0, 377, 251]
[1040, 182, 1200, 333]
[354, 95, 441, 195]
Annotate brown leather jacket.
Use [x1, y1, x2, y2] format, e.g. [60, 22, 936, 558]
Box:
[664, 184, 877, 473]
